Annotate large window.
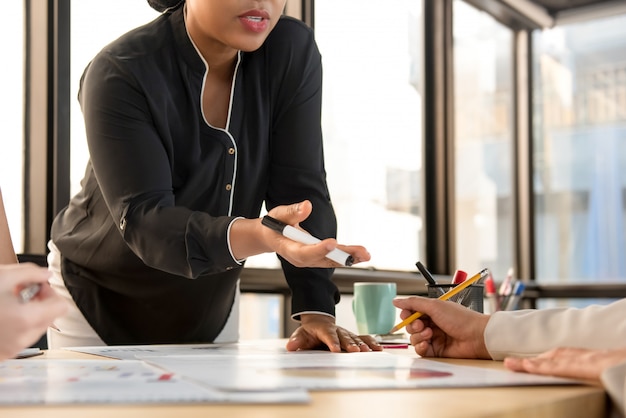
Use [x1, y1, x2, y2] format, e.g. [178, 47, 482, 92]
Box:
[533, 14, 626, 296]
[453, 1, 515, 281]
[0, 2, 25, 252]
[315, 0, 424, 273]
[314, 0, 424, 329]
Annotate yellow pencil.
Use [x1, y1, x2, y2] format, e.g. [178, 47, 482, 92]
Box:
[389, 268, 488, 334]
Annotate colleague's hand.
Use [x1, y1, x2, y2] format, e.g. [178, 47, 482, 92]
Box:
[264, 200, 371, 268]
[0, 263, 68, 361]
[285, 314, 382, 353]
[504, 347, 626, 381]
[230, 200, 370, 267]
[392, 296, 491, 359]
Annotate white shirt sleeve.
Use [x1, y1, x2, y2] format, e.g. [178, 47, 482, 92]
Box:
[601, 361, 626, 418]
[484, 299, 626, 360]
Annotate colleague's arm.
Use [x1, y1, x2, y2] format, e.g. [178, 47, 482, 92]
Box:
[505, 347, 626, 380]
[393, 297, 626, 360]
[393, 296, 491, 359]
[485, 299, 626, 359]
[505, 347, 626, 416]
[0, 189, 17, 264]
[262, 19, 341, 319]
[395, 296, 626, 413]
[0, 263, 68, 360]
[601, 357, 626, 417]
[260, 20, 378, 353]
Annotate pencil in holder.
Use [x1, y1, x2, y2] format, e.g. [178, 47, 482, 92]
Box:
[427, 284, 484, 313]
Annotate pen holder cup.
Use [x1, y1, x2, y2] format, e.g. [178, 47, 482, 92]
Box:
[427, 284, 484, 313]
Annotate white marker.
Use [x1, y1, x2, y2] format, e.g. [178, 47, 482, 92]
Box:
[261, 215, 354, 267]
[19, 283, 42, 304]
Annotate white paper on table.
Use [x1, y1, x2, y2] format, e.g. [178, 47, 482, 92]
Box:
[0, 359, 309, 405]
[64, 342, 580, 392]
[138, 350, 580, 391]
[63, 340, 285, 360]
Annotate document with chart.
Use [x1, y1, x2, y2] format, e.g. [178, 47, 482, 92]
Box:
[66, 341, 578, 392]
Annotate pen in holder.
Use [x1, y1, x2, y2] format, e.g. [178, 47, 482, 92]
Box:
[427, 284, 484, 313]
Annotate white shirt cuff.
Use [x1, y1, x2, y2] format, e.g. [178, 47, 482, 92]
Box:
[226, 217, 245, 264]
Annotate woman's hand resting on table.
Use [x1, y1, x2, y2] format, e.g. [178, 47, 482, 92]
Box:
[285, 314, 382, 353]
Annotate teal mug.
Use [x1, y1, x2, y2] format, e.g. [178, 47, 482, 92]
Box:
[352, 282, 397, 335]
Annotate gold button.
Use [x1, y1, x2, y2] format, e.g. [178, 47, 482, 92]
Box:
[119, 217, 126, 231]
[225, 184, 232, 191]
[228, 148, 235, 155]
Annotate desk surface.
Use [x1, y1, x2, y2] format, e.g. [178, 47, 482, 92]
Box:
[2, 347, 606, 418]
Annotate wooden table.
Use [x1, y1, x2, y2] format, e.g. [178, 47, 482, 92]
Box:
[2, 347, 607, 418]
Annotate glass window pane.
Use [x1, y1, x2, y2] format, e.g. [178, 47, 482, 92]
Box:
[537, 298, 619, 310]
[239, 293, 283, 339]
[453, 1, 515, 280]
[0, 2, 24, 253]
[533, 14, 626, 286]
[315, 0, 424, 272]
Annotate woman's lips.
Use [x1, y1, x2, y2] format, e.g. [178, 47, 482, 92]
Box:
[239, 10, 270, 33]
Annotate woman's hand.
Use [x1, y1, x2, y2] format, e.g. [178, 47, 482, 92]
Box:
[0, 263, 68, 360]
[505, 347, 626, 381]
[265, 200, 370, 268]
[230, 199, 370, 268]
[285, 314, 382, 353]
[392, 296, 491, 359]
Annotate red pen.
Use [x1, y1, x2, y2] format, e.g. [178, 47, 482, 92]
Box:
[484, 273, 499, 313]
[452, 269, 467, 284]
[381, 343, 409, 349]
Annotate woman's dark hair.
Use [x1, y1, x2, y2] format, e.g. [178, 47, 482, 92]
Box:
[147, 0, 185, 13]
